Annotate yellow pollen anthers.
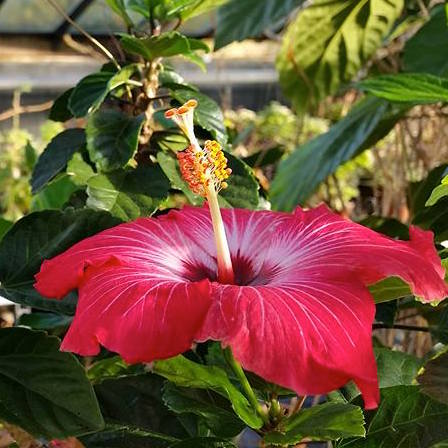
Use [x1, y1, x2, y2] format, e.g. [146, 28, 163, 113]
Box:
[164, 99, 198, 141]
[177, 140, 231, 197]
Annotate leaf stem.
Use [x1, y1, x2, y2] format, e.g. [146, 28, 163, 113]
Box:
[224, 347, 269, 426]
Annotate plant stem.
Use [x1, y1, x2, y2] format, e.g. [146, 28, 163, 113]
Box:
[224, 347, 269, 425]
[373, 323, 430, 332]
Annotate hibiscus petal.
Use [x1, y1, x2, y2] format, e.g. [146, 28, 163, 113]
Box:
[61, 260, 211, 362]
[291, 205, 448, 301]
[34, 215, 217, 299]
[198, 280, 379, 408]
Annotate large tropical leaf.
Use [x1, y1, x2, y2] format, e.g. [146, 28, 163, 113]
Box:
[277, 0, 404, 111]
[403, 5, 448, 76]
[358, 73, 448, 103]
[215, 0, 303, 49]
[153, 355, 263, 429]
[31, 128, 86, 193]
[337, 386, 448, 447]
[270, 96, 405, 210]
[0, 327, 103, 439]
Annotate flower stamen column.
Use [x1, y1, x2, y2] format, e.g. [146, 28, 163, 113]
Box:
[165, 101, 234, 284]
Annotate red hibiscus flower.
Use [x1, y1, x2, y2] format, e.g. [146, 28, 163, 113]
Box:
[34, 101, 448, 410]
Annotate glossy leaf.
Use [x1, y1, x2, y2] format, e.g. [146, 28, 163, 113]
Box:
[120, 32, 209, 69]
[403, 5, 448, 76]
[49, 88, 74, 122]
[105, 0, 133, 26]
[17, 312, 72, 331]
[31, 128, 86, 193]
[170, 89, 227, 145]
[163, 383, 245, 438]
[87, 356, 144, 383]
[277, 0, 404, 110]
[94, 373, 188, 439]
[153, 355, 264, 429]
[180, 0, 229, 19]
[358, 73, 448, 103]
[0, 327, 103, 439]
[31, 175, 79, 211]
[426, 175, 448, 206]
[270, 97, 405, 210]
[264, 402, 365, 445]
[67, 153, 96, 186]
[337, 386, 448, 448]
[86, 165, 169, 220]
[69, 66, 138, 117]
[368, 277, 411, 304]
[215, 0, 303, 49]
[86, 110, 145, 172]
[0, 208, 120, 312]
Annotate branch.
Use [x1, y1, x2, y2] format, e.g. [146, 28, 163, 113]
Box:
[373, 323, 430, 332]
[0, 101, 53, 122]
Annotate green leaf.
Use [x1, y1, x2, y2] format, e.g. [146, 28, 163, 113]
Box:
[153, 355, 264, 429]
[94, 373, 188, 439]
[67, 153, 96, 186]
[170, 89, 227, 145]
[404, 5, 448, 76]
[264, 402, 365, 445]
[358, 73, 448, 104]
[31, 128, 86, 193]
[86, 110, 145, 172]
[87, 356, 144, 383]
[270, 97, 405, 210]
[0, 208, 121, 312]
[0, 327, 103, 439]
[69, 66, 138, 118]
[376, 348, 422, 389]
[180, 0, 230, 20]
[277, 0, 404, 111]
[215, 0, 303, 49]
[49, 88, 75, 122]
[86, 165, 170, 220]
[157, 151, 204, 206]
[368, 277, 411, 304]
[219, 152, 260, 209]
[163, 383, 245, 438]
[31, 175, 79, 211]
[419, 349, 448, 405]
[426, 175, 448, 206]
[105, 0, 133, 26]
[24, 140, 37, 170]
[331, 349, 422, 404]
[81, 424, 174, 448]
[17, 312, 72, 331]
[120, 32, 209, 69]
[337, 386, 448, 448]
